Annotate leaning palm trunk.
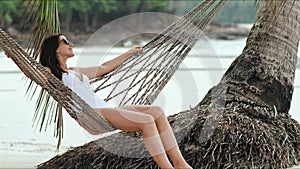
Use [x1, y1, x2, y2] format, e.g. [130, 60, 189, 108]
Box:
[38, 1, 300, 168]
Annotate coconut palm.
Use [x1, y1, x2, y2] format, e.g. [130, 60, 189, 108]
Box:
[23, 0, 300, 168]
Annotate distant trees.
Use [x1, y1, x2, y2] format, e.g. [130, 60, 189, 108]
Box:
[0, 0, 257, 33]
[213, 0, 257, 24]
[173, 0, 257, 24]
[0, 0, 170, 33]
[57, 0, 169, 33]
[0, 1, 22, 29]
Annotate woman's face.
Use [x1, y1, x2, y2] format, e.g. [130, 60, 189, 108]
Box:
[56, 35, 74, 59]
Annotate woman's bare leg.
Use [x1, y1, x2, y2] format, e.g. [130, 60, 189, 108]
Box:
[95, 107, 174, 169]
[120, 105, 192, 169]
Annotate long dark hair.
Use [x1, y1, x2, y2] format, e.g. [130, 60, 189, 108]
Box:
[39, 34, 66, 80]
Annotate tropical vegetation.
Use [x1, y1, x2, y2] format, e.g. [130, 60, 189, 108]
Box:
[0, 0, 256, 34]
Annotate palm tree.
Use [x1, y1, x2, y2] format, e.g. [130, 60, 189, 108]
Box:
[24, 0, 300, 168]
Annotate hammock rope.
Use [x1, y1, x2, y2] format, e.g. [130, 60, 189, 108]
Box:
[0, 0, 226, 148]
[92, 0, 227, 106]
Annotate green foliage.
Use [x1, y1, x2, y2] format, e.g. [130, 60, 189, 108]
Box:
[55, 0, 170, 32]
[214, 0, 257, 24]
[0, 1, 22, 26]
[1, 0, 258, 32]
[25, 0, 60, 57]
[173, 0, 257, 25]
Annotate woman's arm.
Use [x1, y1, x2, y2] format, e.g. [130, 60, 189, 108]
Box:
[76, 46, 142, 79]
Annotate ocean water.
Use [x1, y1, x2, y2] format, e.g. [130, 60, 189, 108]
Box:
[0, 38, 299, 168]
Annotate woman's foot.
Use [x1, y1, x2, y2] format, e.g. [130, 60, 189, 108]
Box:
[174, 166, 192, 169]
[174, 162, 192, 169]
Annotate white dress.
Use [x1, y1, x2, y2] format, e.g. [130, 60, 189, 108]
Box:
[62, 70, 111, 108]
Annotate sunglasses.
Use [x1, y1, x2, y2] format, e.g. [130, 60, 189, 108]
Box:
[60, 38, 72, 46]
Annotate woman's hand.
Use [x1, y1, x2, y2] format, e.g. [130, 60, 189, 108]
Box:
[80, 46, 143, 79]
[128, 46, 143, 55]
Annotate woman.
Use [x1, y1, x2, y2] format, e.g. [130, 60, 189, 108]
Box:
[9, 34, 192, 169]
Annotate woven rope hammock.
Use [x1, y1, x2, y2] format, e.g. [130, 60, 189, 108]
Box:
[92, 0, 226, 106]
[0, 0, 226, 147]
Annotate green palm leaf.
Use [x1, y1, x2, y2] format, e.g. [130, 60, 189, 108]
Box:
[24, 0, 60, 58]
[23, 0, 62, 148]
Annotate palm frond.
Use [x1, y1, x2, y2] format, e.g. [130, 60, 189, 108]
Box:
[24, 0, 60, 58]
[22, 0, 62, 148]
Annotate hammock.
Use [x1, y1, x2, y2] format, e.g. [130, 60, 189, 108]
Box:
[0, 0, 226, 147]
[92, 0, 227, 106]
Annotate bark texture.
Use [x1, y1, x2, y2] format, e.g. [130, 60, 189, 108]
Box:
[38, 1, 300, 168]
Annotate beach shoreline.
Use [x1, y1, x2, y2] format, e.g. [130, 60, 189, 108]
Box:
[3, 22, 251, 49]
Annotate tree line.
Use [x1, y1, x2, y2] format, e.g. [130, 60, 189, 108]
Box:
[0, 0, 257, 33]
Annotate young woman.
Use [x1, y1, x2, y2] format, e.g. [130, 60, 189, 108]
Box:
[8, 34, 192, 169]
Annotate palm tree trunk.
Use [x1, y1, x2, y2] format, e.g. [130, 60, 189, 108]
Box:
[221, 0, 299, 114]
[38, 1, 300, 168]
